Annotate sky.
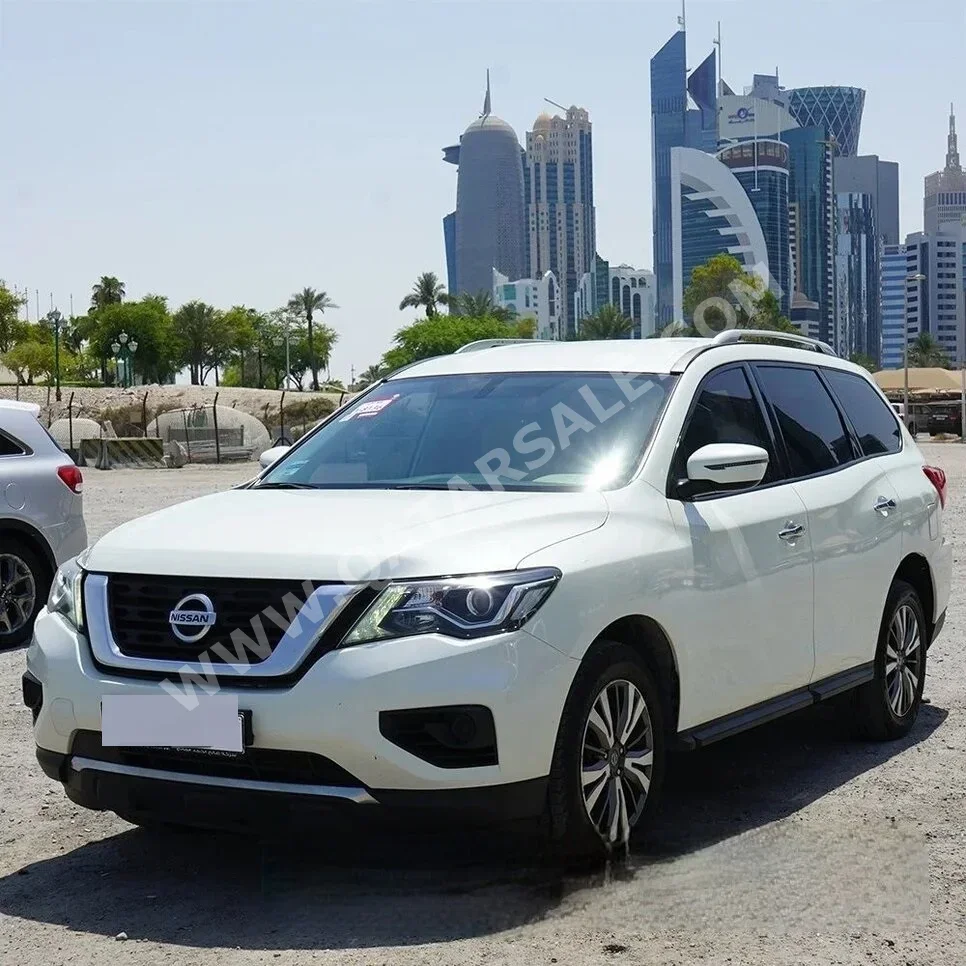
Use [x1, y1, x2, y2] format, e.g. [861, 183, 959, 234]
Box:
[2, 0, 965, 383]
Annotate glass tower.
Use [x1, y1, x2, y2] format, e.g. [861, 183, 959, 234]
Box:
[787, 87, 866, 157]
[835, 192, 879, 361]
[650, 32, 716, 325]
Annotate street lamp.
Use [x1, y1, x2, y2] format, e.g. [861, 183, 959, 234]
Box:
[904, 273, 927, 424]
[110, 331, 138, 388]
[46, 309, 69, 402]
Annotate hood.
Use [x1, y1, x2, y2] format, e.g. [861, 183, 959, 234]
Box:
[84, 487, 609, 580]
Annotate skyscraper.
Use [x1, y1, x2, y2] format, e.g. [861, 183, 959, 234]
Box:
[833, 155, 900, 363]
[524, 106, 596, 338]
[880, 243, 909, 369]
[650, 27, 716, 325]
[924, 105, 966, 235]
[670, 146, 777, 322]
[441, 75, 527, 299]
[785, 125, 836, 344]
[786, 87, 866, 157]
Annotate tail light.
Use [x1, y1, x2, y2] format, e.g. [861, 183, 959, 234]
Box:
[57, 464, 83, 494]
[923, 465, 947, 508]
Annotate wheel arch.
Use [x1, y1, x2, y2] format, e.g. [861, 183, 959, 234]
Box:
[893, 553, 936, 640]
[593, 615, 681, 734]
[0, 519, 56, 577]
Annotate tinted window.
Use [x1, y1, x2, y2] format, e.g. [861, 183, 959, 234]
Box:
[824, 370, 901, 456]
[0, 433, 24, 457]
[755, 366, 854, 477]
[260, 372, 676, 491]
[676, 367, 777, 485]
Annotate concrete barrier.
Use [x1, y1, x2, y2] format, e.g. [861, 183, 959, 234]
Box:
[80, 437, 165, 469]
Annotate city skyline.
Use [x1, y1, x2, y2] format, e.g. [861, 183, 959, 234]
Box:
[3, 0, 963, 377]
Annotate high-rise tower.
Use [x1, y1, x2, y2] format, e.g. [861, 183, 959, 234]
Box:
[524, 106, 596, 338]
[924, 104, 966, 234]
[442, 74, 527, 300]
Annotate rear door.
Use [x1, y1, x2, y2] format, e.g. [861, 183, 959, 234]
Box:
[752, 364, 904, 681]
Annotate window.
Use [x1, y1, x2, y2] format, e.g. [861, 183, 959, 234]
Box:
[755, 366, 854, 477]
[260, 372, 677, 492]
[674, 367, 776, 489]
[0, 433, 24, 457]
[824, 370, 901, 457]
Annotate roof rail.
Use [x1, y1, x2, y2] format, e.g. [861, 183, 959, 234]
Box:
[712, 328, 837, 355]
[453, 339, 539, 354]
[671, 328, 836, 373]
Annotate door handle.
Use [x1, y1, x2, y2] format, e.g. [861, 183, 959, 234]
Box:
[778, 522, 805, 542]
[873, 496, 897, 513]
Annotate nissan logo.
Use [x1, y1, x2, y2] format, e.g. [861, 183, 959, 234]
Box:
[168, 593, 217, 643]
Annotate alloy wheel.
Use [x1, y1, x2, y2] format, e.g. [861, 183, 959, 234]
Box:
[885, 602, 923, 718]
[0, 553, 37, 636]
[580, 679, 654, 846]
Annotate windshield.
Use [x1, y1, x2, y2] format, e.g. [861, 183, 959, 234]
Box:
[258, 371, 676, 491]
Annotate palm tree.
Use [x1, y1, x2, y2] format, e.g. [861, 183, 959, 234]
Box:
[356, 363, 384, 389]
[287, 287, 338, 390]
[578, 304, 634, 340]
[399, 272, 450, 317]
[454, 291, 515, 322]
[90, 276, 125, 311]
[907, 333, 950, 369]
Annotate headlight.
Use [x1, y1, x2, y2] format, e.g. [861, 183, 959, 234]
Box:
[47, 554, 86, 631]
[341, 567, 561, 646]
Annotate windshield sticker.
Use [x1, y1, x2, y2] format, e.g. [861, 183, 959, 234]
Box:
[340, 394, 401, 421]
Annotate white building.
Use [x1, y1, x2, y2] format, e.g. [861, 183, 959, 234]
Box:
[573, 261, 656, 338]
[492, 269, 561, 340]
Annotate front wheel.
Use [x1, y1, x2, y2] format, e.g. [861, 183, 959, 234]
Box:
[547, 641, 665, 856]
[854, 580, 927, 740]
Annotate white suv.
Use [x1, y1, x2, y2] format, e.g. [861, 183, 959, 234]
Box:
[24, 332, 952, 854]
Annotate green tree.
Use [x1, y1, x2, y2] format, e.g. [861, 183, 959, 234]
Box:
[90, 276, 125, 311]
[399, 272, 451, 318]
[849, 352, 878, 373]
[682, 254, 795, 334]
[0, 283, 27, 352]
[354, 363, 385, 389]
[170, 301, 237, 385]
[578, 303, 634, 340]
[452, 291, 515, 322]
[381, 315, 534, 371]
[907, 333, 950, 368]
[287, 287, 338, 391]
[88, 299, 175, 384]
[1, 326, 57, 385]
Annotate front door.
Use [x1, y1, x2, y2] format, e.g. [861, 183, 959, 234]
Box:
[664, 365, 815, 729]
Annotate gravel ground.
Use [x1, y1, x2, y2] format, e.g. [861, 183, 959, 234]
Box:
[1, 449, 965, 965]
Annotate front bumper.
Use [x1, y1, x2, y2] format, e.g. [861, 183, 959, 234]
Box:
[26, 608, 576, 823]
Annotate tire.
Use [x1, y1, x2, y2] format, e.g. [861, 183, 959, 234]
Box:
[547, 640, 665, 857]
[854, 580, 927, 741]
[0, 540, 50, 649]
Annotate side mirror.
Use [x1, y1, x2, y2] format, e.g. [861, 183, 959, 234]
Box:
[686, 443, 769, 489]
[259, 445, 291, 470]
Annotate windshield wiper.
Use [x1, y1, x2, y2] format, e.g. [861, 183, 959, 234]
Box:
[253, 481, 320, 490]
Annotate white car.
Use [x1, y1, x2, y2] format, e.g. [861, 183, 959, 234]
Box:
[24, 331, 952, 854]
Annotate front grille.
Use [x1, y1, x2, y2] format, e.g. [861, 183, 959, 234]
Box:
[106, 574, 320, 663]
[71, 730, 362, 787]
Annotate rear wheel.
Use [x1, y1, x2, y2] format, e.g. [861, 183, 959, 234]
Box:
[0, 541, 49, 648]
[547, 641, 665, 856]
[854, 580, 927, 740]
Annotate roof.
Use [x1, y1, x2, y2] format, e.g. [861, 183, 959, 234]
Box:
[0, 400, 41, 417]
[388, 338, 718, 378]
[873, 368, 963, 393]
[462, 115, 518, 138]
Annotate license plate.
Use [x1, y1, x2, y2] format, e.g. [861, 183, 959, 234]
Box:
[101, 694, 245, 752]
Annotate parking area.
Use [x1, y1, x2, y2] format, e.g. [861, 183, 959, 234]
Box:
[1, 449, 965, 965]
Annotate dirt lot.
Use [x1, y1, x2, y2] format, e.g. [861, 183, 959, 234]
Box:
[1, 451, 965, 965]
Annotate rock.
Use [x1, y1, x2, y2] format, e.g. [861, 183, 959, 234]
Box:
[114, 932, 128, 941]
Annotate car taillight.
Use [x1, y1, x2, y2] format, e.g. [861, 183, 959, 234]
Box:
[923, 465, 947, 508]
[57, 464, 83, 494]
